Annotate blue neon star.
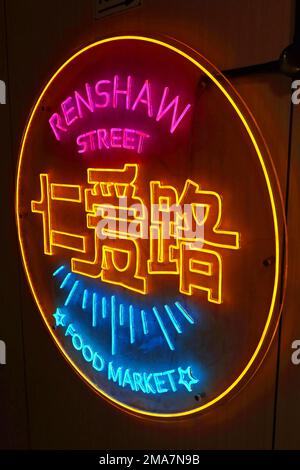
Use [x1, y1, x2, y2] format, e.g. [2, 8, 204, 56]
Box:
[178, 366, 199, 392]
[53, 308, 67, 327]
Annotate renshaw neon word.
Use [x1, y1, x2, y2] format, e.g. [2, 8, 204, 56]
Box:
[49, 75, 192, 140]
[32, 164, 240, 303]
[76, 127, 150, 155]
[56, 318, 199, 394]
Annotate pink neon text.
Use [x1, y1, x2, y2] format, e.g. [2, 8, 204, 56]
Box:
[49, 75, 192, 140]
[76, 128, 150, 154]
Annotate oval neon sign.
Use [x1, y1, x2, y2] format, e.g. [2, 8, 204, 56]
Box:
[16, 36, 285, 417]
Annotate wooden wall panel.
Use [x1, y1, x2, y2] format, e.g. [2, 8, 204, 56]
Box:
[274, 102, 300, 449]
[0, 0, 29, 449]
[2, 0, 294, 449]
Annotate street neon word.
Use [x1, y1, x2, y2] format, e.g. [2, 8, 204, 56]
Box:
[76, 127, 150, 155]
[49, 75, 192, 140]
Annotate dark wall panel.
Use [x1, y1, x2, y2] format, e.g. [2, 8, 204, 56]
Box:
[0, 0, 29, 450]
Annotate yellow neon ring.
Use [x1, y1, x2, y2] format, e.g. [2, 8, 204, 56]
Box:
[16, 35, 282, 417]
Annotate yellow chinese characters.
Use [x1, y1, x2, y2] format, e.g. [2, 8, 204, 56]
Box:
[31, 164, 240, 303]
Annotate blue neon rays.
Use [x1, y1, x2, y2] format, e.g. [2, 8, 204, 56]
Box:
[53, 265, 196, 356]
